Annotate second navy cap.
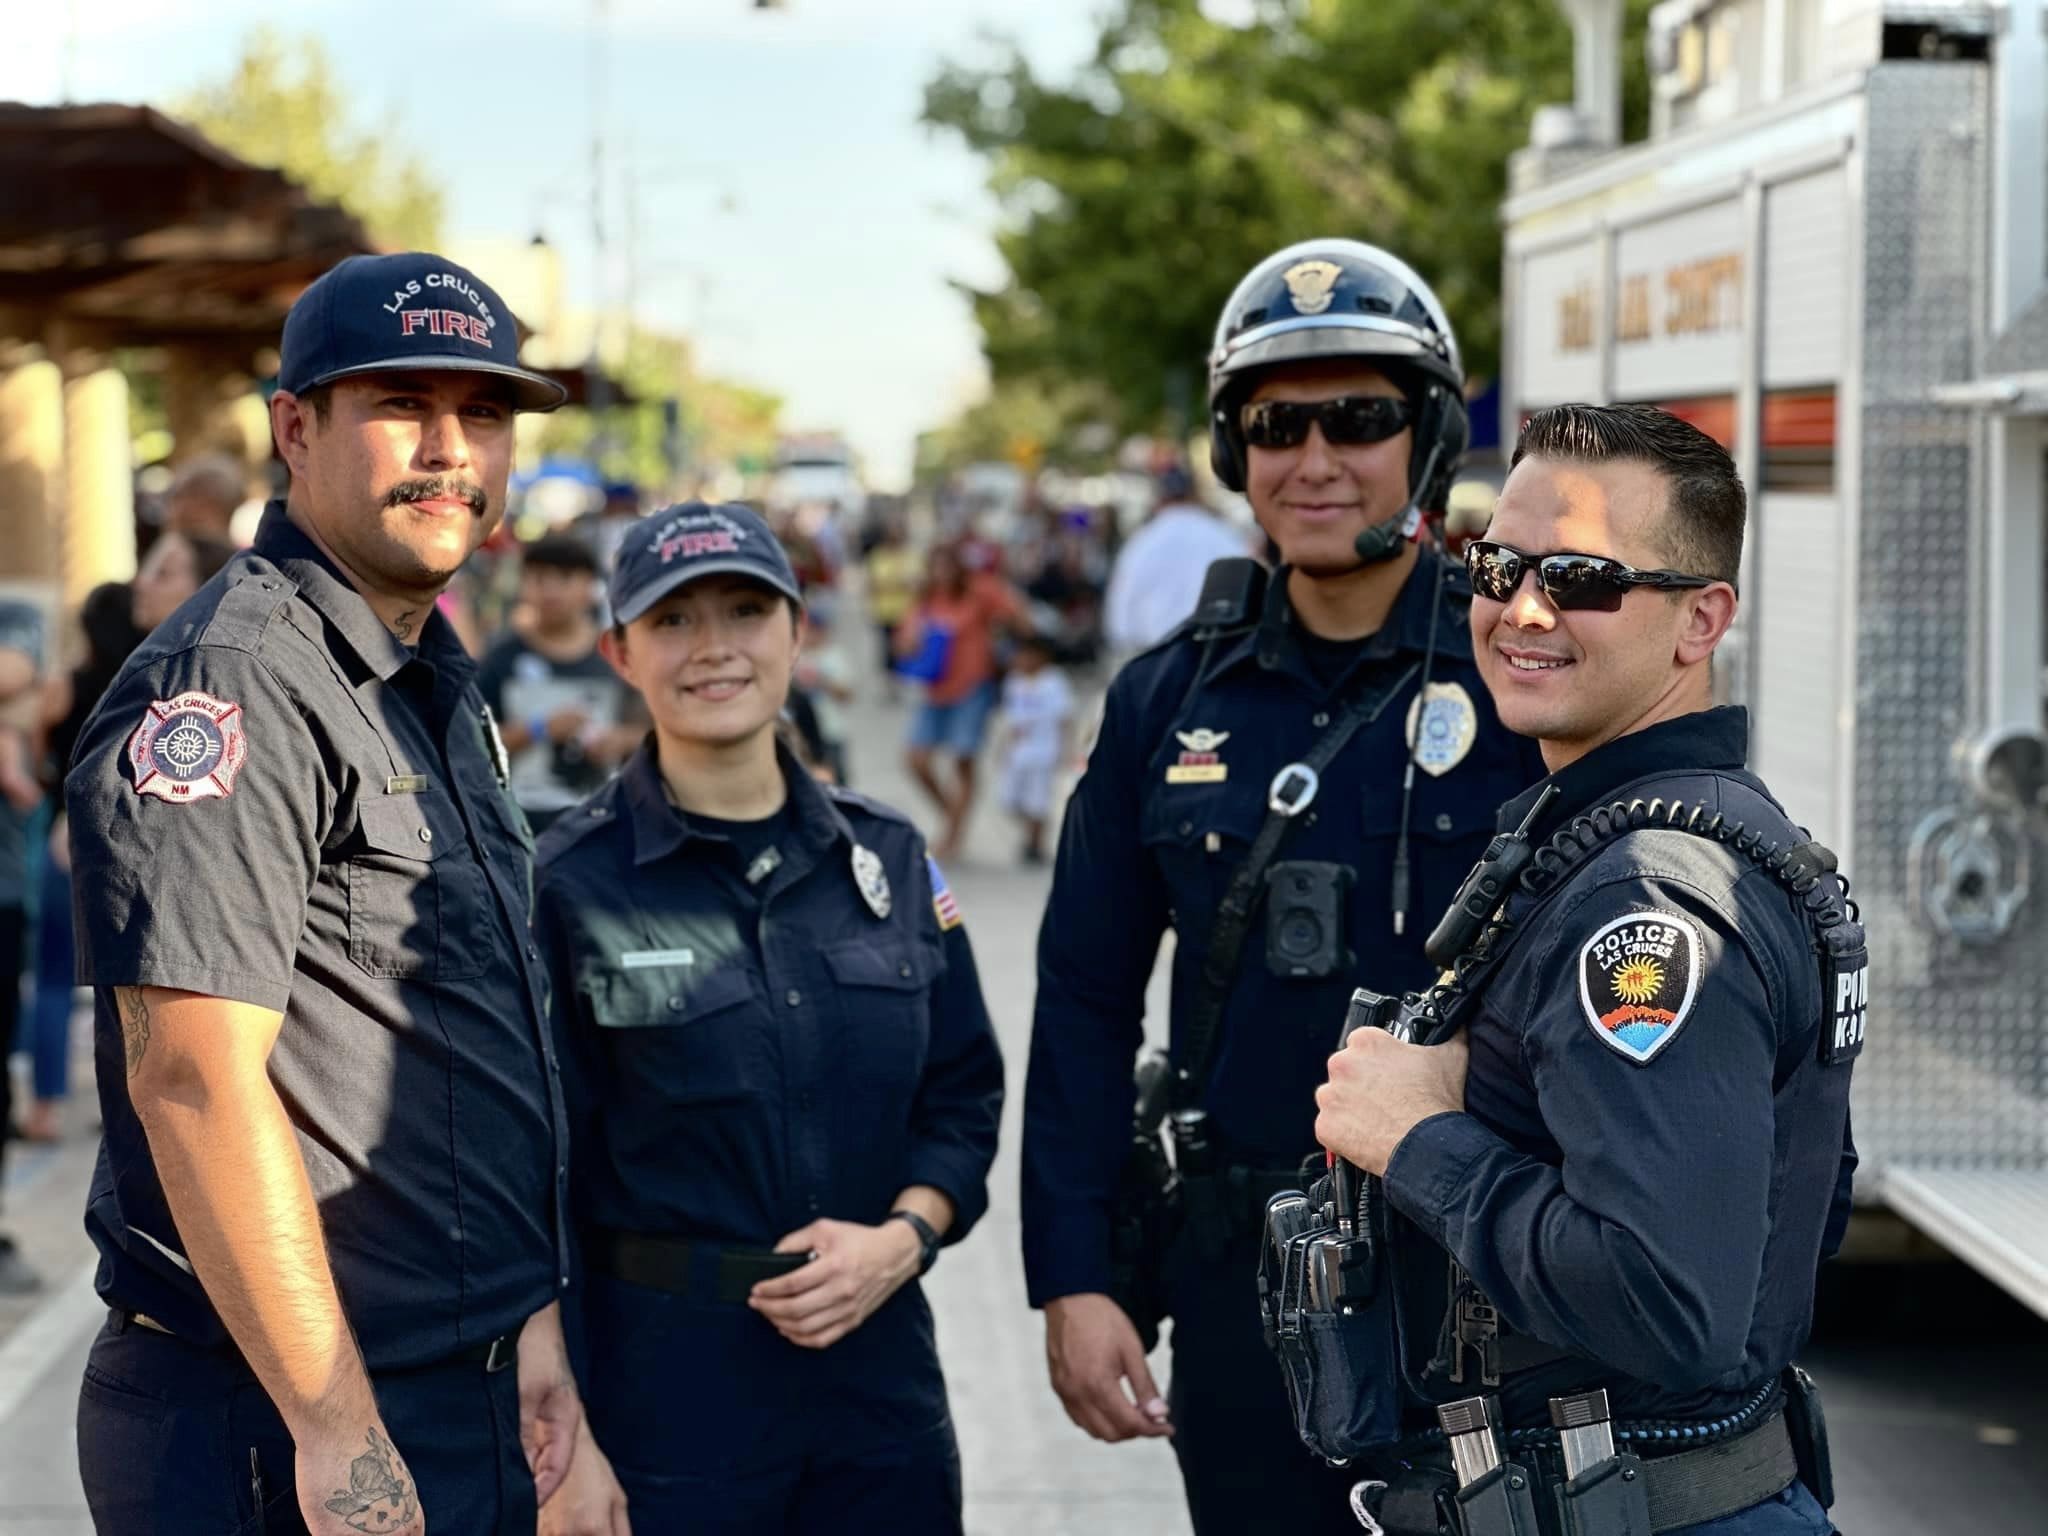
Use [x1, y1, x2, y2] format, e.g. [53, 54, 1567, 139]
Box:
[279, 252, 568, 412]
[610, 502, 804, 624]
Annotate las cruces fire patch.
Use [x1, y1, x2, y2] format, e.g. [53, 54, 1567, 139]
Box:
[1576, 910, 1702, 1066]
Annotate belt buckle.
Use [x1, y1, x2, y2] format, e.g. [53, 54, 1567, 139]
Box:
[483, 1335, 516, 1374]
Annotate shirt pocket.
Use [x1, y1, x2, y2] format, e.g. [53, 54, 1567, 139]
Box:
[346, 792, 486, 982]
[1140, 791, 1267, 938]
[1361, 769, 1519, 944]
[820, 937, 940, 1096]
[588, 961, 763, 1108]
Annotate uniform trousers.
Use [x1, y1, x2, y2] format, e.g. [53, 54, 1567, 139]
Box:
[580, 1269, 962, 1535]
[1165, 1227, 1362, 1535]
[76, 1314, 536, 1535]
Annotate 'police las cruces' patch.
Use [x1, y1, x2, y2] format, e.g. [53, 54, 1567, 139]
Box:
[1577, 910, 1702, 1066]
[126, 691, 249, 803]
[928, 855, 963, 932]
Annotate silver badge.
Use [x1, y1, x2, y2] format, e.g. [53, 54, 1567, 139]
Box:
[480, 705, 512, 791]
[852, 844, 892, 919]
[1405, 682, 1478, 778]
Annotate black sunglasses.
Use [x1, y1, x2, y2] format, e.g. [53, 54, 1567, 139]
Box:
[1465, 539, 1714, 613]
[1239, 395, 1414, 451]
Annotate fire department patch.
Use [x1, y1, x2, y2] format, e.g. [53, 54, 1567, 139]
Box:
[1576, 910, 1702, 1066]
[126, 691, 249, 803]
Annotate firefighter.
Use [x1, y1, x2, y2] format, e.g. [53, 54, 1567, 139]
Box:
[1314, 403, 1859, 1534]
[1021, 239, 1546, 1533]
[533, 503, 1004, 1536]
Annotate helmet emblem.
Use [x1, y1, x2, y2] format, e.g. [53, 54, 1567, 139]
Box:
[1282, 260, 1343, 317]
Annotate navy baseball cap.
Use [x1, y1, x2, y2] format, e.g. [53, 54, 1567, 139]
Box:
[610, 502, 804, 624]
[278, 252, 568, 412]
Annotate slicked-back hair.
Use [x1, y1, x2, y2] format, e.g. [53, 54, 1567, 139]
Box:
[1510, 403, 1745, 584]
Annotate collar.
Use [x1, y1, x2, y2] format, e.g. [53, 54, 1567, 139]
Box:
[1496, 706, 1751, 837]
[622, 737, 855, 869]
[252, 501, 469, 682]
[1205, 544, 1470, 687]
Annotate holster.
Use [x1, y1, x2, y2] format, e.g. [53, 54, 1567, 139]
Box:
[1107, 1061, 1180, 1354]
[1781, 1365, 1835, 1509]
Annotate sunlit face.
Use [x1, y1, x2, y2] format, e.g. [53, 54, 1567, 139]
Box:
[271, 371, 515, 598]
[132, 533, 201, 633]
[1473, 454, 1732, 765]
[602, 574, 801, 751]
[1243, 361, 1411, 577]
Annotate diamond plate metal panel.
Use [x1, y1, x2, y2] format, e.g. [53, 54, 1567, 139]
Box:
[1851, 63, 2047, 1174]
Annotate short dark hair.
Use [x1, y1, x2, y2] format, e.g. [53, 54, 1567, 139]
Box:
[521, 533, 600, 575]
[291, 382, 335, 423]
[1509, 403, 1745, 583]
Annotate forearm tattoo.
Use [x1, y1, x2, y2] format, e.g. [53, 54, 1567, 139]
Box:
[115, 988, 150, 1077]
[326, 1426, 419, 1531]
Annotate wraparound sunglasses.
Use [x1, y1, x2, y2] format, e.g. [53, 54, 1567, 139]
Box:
[1465, 539, 1715, 613]
[1240, 395, 1414, 450]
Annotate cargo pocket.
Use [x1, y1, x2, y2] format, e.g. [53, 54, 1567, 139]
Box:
[346, 792, 486, 981]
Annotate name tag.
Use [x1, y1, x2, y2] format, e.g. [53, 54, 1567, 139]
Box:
[621, 948, 695, 971]
[386, 774, 431, 795]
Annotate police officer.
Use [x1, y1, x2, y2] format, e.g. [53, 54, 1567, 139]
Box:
[68, 252, 582, 1535]
[1314, 403, 1859, 1533]
[1023, 239, 1546, 1533]
[533, 503, 1004, 1536]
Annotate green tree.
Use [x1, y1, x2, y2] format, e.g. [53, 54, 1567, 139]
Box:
[174, 29, 444, 249]
[926, 0, 1651, 430]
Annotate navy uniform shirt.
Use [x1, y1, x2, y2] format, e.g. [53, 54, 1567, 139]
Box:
[535, 742, 1003, 1251]
[1383, 707, 1861, 1425]
[68, 504, 570, 1370]
[1024, 547, 1547, 1305]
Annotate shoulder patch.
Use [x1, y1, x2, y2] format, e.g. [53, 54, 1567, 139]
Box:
[927, 855, 963, 931]
[1577, 910, 1703, 1066]
[126, 691, 249, 802]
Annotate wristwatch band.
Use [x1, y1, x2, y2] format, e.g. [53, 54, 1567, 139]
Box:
[888, 1209, 940, 1275]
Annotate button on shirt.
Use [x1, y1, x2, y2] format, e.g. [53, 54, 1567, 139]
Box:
[68, 503, 570, 1369]
[1382, 708, 1861, 1424]
[535, 743, 1004, 1250]
[1024, 548, 1548, 1305]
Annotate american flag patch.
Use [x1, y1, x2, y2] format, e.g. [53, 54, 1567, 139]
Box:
[928, 855, 963, 931]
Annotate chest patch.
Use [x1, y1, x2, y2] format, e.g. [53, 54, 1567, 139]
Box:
[1167, 727, 1230, 785]
[1576, 910, 1703, 1066]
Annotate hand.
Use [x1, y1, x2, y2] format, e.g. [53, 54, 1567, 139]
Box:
[747, 1218, 920, 1349]
[1314, 1027, 1470, 1178]
[298, 1423, 424, 1535]
[545, 709, 592, 745]
[518, 1302, 583, 1506]
[48, 813, 70, 875]
[539, 1419, 631, 1536]
[1043, 1292, 1171, 1443]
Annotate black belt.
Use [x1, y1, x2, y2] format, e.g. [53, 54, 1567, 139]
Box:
[588, 1228, 811, 1304]
[119, 1313, 516, 1375]
[1376, 1407, 1799, 1535]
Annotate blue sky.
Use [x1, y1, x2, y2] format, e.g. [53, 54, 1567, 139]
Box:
[4, 0, 1111, 486]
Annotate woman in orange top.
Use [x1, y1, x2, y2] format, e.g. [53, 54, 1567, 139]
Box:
[897, 542, 1022, 858]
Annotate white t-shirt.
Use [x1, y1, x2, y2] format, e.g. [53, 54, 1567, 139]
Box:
[1104, 503, 1251, 653]
[1000, 668, 1074, 767]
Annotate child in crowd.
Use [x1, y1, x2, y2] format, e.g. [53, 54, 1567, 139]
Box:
[793, 606, 856, 784]
[996, 633, 1073, 865]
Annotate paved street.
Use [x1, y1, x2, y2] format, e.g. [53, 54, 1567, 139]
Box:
[0, 650, 2044, 1532]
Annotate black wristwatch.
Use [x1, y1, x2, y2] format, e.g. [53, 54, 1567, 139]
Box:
[888, 1210, 941, 1275]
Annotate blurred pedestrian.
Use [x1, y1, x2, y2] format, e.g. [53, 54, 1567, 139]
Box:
[1102, 465, 1251, 656]
[160, 453, 247, 542]
[478, 533, 640, 836]
[1442, 478, 1496, 557]
[0, 597, 44, 1294]
[534, 501, 1002, 1536]
[20, 584, 144, 1144]
[68, 249, 580, 1536]
[995, 632, 1073, 865]
[862, 515, 920, 700]
[897, 542, 1023, 860]
[793, 604, 855, 784]
[132, 529, 237, 636]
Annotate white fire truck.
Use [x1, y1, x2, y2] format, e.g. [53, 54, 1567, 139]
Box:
[1501, 1, 2048, 1314]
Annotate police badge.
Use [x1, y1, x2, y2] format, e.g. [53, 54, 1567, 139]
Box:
[1404, 682, 1477, 777]
[1282, 260, 1343, 317]
[852, 844, 892, 920]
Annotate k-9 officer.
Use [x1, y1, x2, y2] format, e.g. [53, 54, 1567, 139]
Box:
[1023, 240, 1545, 1533]
[533, 504, 1003, 1536]
[68, 254, 582, 1533]
[1315, 404, 1860, 1534]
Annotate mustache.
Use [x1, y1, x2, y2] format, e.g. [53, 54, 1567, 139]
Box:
[383, 477, 488, 514]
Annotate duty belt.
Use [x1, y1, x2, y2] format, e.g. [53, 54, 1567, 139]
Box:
[588, 1228, 811, 1304]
